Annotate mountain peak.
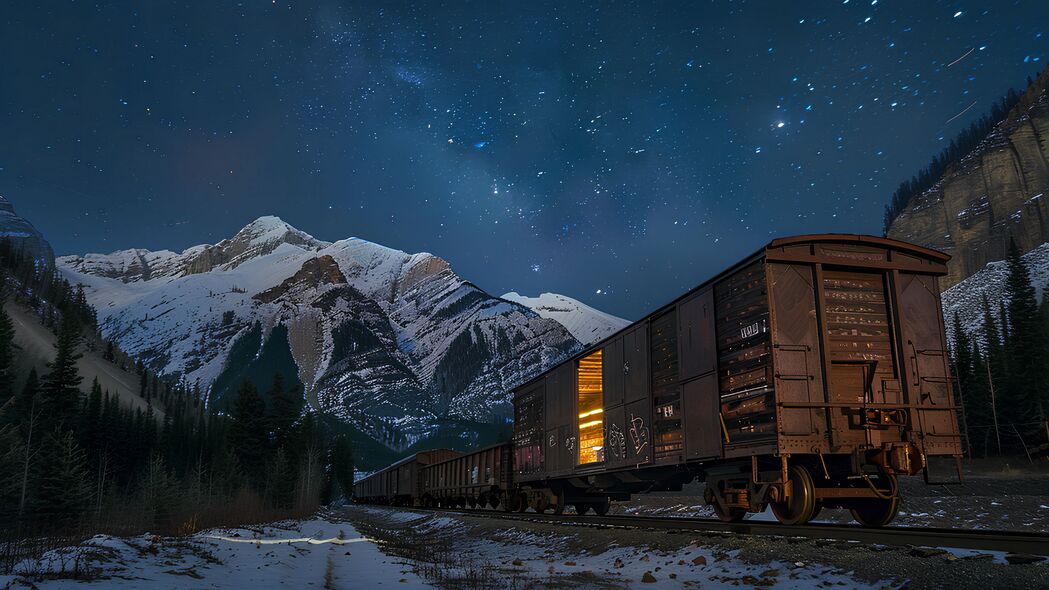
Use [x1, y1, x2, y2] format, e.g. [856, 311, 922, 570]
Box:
[0, 194, 55, 266]
[501, 291, 629, 345]
[231, 215, 327, 249]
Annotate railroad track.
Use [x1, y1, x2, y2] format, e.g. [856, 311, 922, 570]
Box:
[389, 507, 1049, 557]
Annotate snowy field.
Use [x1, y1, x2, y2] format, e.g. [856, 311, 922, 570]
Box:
[0, 517, 432, 589]
[4, 499, 1046, 589]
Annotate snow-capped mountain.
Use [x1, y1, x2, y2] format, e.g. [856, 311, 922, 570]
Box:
[58, 217, 591, 450]
[942, 241, 1049, 340]
[0, 195, 54, 266]
[500, 292, 629, 345]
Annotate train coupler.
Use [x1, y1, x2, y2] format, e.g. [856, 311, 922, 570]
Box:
[864, 442, 924, 476]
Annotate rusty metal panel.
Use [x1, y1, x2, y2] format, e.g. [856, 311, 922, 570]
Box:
[624, 399, 653, 466]
[821, 269, 899, 451]
[513, 383, 545, 480]
[682, 373, 722, 460]
[624, 324, 650, 404]
[602, 404, 627, 467]
[678, 289, 716, 380]
[767, 262, 826, 451]
[895, 272, 962, 456]
[716, 261, 776, 446]
[650, 310, 682, 463]
[603, 336, 625, 407]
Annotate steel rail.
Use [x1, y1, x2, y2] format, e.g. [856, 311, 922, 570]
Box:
[381, 507, 1049, 557]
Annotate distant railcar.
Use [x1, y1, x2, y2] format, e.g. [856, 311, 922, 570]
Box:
[356, 235, 964, 527]
[353, 449, 462, 507]
[419, 443, 514, 509]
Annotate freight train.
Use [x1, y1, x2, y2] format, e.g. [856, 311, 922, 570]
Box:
[354, 235, 963, 527]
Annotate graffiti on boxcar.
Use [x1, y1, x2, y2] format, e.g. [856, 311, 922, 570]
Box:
[471, 466, 479, 484]
[629, 414, 650, 455]
[565, 436, 576, 452]
[608, 424, 626, 459]
[548, 434, 557, 448]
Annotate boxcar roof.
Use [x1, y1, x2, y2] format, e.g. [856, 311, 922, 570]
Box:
[510, 233, 949, 396]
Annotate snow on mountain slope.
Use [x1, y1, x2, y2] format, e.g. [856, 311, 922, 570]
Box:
[941, 241, 1049, 339]
[500, 291, 630, 345]
[57, 217, 586, 447]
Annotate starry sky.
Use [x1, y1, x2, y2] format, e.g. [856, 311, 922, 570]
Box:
[2, 1, 1047, 319]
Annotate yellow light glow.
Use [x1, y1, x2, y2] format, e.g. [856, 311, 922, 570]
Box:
[579, 419, 603, 429]
[578, 408, 604, 419]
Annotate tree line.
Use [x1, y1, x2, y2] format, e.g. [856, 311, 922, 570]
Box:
[950, 239, 1049, 457]
[0, 241, 353, 567]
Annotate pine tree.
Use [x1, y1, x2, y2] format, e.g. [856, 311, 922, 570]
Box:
[979, 295, 1006, 454]
[1002, 239, 1049, 436]
[32, 428, 90, 532]
[40, 311, 83, 431]
[0, 306, 16, 411]
[228, 379, 269, 489]
[330, 434, 354, 503]
[267, 372, 302, 449]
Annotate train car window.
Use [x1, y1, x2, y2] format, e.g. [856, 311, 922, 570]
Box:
[577, 350, 604, 464]
[715, 260, 775, 443]
[650, 310, 682, 460]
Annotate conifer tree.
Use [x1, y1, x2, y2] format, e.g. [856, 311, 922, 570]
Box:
[0, 306, 15, 410]
[32, 429, 90, 531]
[40, 311, 83, 431]
[267, 372, 302, 449]
[1002, 239, 1048, 434]
[228, 379, 269, 489]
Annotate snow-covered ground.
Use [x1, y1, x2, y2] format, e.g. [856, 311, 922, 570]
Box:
[346, 506, 892, 589]
[1, 517, 433, 589]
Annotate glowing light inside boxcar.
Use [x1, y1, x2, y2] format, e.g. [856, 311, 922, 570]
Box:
[577, 349, 604, 464]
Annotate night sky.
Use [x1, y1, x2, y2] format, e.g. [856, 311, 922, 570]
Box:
[2, 2, 1047, 319]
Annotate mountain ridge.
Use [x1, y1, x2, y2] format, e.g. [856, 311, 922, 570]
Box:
[57, 216, 626, 453]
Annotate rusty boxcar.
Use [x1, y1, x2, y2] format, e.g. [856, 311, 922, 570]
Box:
[419, 443, 514, 509]
[353, 449, 462, 507]
[511, 234, 962, 525]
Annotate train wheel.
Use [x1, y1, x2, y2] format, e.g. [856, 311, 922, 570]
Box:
[592, 497, 610, 516]
[490, 494, 500, 510]
[516, 493, 528, 513]
[850, 470, 900, 527]
[770, 465, 817, 526]
[574, 503, 591, 515]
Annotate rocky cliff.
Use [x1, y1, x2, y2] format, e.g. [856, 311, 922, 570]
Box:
[0, 195, 54, 266]
[888, 69, 1049, 288]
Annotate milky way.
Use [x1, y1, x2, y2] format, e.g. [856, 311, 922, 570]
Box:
[1, 1, 1047, 318]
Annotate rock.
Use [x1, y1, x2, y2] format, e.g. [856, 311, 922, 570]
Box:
[613, 558, 625, 569]
[909, 547, 948, 558]
[888, 76, 1049, 289]
[511, 559, 523, 566]
[564, 561, 576, 566]
[1005, 553, 1044, 565]
[670, 573, 677, 579]
[761, 569, 780, 577]
[691, 555, 707, 566]
[640, 554, 650, 562]
[641, 571, 657, 583]
[677, 560, 685, 565]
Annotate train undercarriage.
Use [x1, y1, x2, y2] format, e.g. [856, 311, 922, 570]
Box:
[512, 444, 943, 527]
